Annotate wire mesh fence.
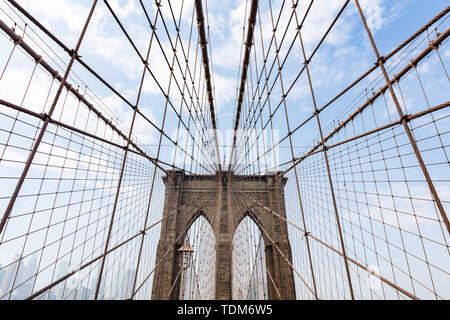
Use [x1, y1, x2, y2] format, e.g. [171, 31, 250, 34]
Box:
[0, 0, 448, 300]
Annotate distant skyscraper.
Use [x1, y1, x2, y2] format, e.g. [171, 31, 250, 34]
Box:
[65, 284, 88, 300]
[89, 277, 105, 300]
[72, 285, 89, 300]
[47, 291, 57, 300]
[0, 265, 5, 290]
[121, 269, 136, 299]
[0, 255, 23, 300]
[15, 254, 38, 299]
[53, 261, 74, 300]
[56, 261, 72, 279]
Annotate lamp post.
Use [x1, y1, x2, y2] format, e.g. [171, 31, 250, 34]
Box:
[178, 239, 194, 300]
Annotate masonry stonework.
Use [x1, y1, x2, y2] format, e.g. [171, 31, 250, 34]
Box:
[151, 171, 296, 300]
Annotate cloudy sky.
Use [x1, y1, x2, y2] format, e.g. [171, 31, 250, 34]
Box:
[0, 0, 448, 300]
[0, 0, 447, 168]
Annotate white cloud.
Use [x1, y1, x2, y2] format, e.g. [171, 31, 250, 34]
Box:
[160, 0, 195, 24]
[107, 0, 141, 19]
[211, 0, 247, 70]
[445, 49, 450, 59]
[213, 73, 235, 111]
[18, 0, 90, 32]
[133, 107, 157, 145]
[358, 0, 386, 30]
[0, 66, 54, 113]
[418, 61, 430, 74]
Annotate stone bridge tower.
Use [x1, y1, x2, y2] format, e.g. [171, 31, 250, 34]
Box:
[151, 171, 296, 300]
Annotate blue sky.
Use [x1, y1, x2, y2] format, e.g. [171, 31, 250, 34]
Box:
[0, 0, 447, 167]
[0, 0, 448, 300]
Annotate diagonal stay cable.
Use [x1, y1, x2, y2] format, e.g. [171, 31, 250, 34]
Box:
[0, 1, 99, 235]
[233, 187, 420, 300]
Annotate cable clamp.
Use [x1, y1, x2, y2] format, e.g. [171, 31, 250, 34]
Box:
[377, 56, 386, 65]
[197, 18, 204, 26]
[400, 113, 410, 124]
[429, 41, 438, 50]
[35, 55, 43, 64]
[69, 49, 80, 59]
[14, 36, 23, 46]
[40, 113, 50, 121]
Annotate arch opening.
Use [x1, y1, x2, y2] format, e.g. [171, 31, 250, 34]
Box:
[180, 215, 216, 300]
[232, 215, 268, 300]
